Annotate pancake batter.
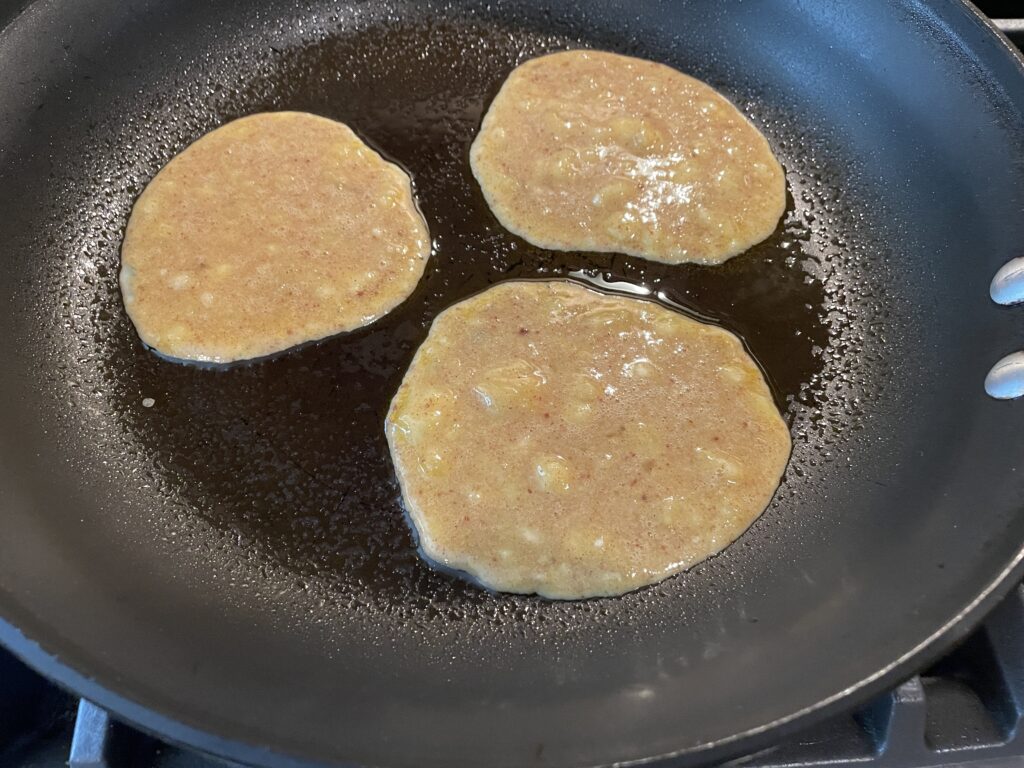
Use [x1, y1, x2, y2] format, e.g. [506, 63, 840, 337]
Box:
[386, 280, 791, 599]
[471, 50, 786, 265]
[120, 111, 430, 363]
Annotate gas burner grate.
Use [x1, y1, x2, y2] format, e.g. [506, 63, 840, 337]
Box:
[1, 11, 1022, 768]
[735, 584, 1024, 768]
[0, 584, 1020, 768]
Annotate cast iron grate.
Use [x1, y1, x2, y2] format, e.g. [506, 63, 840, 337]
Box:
[0, 583, 1019, 768]
[1, 11, 1021, 768]
[731, 583, 1024, 768]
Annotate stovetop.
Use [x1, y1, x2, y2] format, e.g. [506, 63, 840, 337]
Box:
[1, 10, 1021, 768]
[2, 582, 1022, 768]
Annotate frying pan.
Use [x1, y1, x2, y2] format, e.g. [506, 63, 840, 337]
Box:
[1, 1, 1024, 766]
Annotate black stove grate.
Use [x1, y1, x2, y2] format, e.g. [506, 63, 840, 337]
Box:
[735, 584, 1024, 768]
[1, 11, 1022, 768]
[0, 583, 1021, 768]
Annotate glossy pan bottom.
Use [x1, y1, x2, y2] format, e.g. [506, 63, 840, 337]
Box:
[0, 2, 1023, 767]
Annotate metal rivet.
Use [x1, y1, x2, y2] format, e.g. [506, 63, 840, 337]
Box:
[990, 256, 1024, 305]
[985, 351, 1024, 400]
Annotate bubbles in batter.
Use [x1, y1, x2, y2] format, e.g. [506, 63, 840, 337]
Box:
[120, 111, 430, 363]
[471, 50, 786, 265]
[386, 280, 791, 599]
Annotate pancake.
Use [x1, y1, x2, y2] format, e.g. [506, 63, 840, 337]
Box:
[470, 50, 786, 265]
[120, 111, 430, 363]
[386, 281, 791, 599]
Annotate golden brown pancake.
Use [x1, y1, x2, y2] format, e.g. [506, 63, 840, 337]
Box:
[386, 281, 791, 599]
[120, 111, 430, 363]
[470, 50, 786, 265]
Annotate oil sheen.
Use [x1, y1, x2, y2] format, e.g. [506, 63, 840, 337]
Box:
[387, 280, 791, 599]
[108, 18, 828, 601]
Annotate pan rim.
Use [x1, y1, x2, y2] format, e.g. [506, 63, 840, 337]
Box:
[1, 0, 1024, 766]
[1, 554, 1021, 768]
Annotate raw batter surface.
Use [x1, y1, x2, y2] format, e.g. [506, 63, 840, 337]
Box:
[471, 50, 786, 265]
[386, 280, 791, 599]
[120, 111, 430, 363]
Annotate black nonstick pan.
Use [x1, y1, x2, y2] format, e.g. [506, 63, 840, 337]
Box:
[2, 1, 1024, 767]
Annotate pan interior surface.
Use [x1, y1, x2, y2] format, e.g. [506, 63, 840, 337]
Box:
[1, 1, 1023, 767]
